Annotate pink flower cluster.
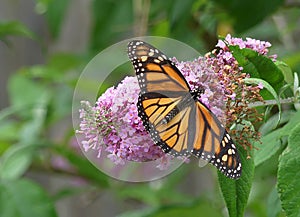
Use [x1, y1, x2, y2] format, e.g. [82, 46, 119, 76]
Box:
[78, 77, 168, 167]
[172, 57, 226, 118]
[205, 34, 270, 149]
[78, 34, 273, 168]
[217, 34, 273, 56]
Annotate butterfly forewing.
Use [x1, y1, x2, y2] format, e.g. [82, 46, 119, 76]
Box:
[128, 40, 190, 95]
[128, 40, 242, 179]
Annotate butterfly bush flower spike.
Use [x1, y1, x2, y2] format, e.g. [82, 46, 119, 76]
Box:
[78, 35, 272, 170]
[207, 34, 270, 150]
[78, 77, 169, 168]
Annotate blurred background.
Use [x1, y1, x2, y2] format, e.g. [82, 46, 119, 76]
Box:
[0, 0, 299, 216]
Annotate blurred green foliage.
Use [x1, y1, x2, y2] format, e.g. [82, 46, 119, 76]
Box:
[1, 0, 300, 216]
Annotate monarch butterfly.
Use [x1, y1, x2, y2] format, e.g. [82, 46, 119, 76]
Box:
[127, 40, 241, 179]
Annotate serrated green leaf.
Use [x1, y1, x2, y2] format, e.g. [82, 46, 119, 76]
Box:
[254, 129, 282, 167]
[218, 145, 254, 217]
[277, 123, 300, 217]
[0, 179, 57, 217]
[230, 46, 285, 99]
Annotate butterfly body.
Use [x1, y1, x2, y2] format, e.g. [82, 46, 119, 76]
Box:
[128, 40, 242, 179]
[159, 90, 203, 125]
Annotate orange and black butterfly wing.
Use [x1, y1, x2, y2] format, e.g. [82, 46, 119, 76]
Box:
[191, 102, 242, 179]
[137, 92, 197, 156]
[127, 40, 191, 95]
[128, 40, 195, 156]
[128, 40, 242, 179]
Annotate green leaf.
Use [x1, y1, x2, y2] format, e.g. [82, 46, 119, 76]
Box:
[230, 46, 285, 98]
[19, 66, 60, 82]
[170, 0, 194, 27]
[278, 123, 300, 217]
[47, 53, 82, 71]
[19, 94, 49, 145]
[0, 21, 35, 39]
[0, 143, 47, 180]
[254, 129, 283, 167]
[253, 111, 296, 167]
[282, 51, 300, 70]
[49, 85, 73, 121]
[280, 109, 300, 137]
[213, 0, 284, 33]
[0, 178, 57, 217]
[244, 78, 279, 100]
[45, 0, 71, 39]
[151, 20, 170, 36]
[8, 74, 49, 109]
[218, 145, 254, 217]
[259, 111, 295, 136]
[275, 61, 294, 85]
[90, 0, 133, 52]
[0, 120, 20, 142]
[267, 187, 282, 217]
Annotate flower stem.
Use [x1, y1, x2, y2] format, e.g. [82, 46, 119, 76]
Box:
[248, 97, 295, 108]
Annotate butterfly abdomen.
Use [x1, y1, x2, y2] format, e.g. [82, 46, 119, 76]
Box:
[159, 107, 179, 125]
[159, 92, 196, 125]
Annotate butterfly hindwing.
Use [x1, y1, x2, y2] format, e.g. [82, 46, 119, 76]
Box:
[137, 92, 197, 156]
[191, 102, 242, 179]
[128, 40, 242, 179]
